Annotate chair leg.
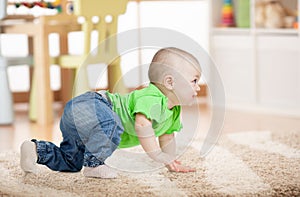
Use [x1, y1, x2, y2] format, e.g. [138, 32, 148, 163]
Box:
[73, 65, 90, 97]
[108, 57, 128, 94]
[60, 68, 76, 106]
[29, 71, 37, 121]
[0, 58, 14, 124]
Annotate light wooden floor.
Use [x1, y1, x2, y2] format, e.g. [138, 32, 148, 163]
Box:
[0, 101, 299, 152]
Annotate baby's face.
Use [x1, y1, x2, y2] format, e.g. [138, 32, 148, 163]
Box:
[172, 60, 201, 106]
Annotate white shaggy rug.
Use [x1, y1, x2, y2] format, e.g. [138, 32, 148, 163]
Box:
[0, 130, 299, 196]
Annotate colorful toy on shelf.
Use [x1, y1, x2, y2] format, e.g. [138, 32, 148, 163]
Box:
[14, 0, 62, 13]
[220, 0, 235, 27]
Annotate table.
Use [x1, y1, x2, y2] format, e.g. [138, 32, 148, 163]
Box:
[1, 15, 80, 125]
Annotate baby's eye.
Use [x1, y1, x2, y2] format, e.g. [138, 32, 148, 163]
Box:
[192, 79, 198, 84]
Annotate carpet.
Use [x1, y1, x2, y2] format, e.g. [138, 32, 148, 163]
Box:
[0, 130, 299, 196]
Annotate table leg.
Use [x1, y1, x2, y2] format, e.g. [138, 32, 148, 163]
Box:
[29, 27, 53, 125]
[59, 32, 75, 106]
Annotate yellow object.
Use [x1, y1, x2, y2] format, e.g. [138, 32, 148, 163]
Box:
[52, 0, 61, 7]
[41, 0, 129, 110]
[222, 6, 233, 14]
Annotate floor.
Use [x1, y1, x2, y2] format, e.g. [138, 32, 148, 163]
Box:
[0, 100, 300, 153]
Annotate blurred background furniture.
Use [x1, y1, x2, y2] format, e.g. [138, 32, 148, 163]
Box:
[50, 0, 129, 105]
[2, 0, 129, 125]
[27, 14, 79, 122]
[0, 0, 33, 125]
[1, 0, 79, 125]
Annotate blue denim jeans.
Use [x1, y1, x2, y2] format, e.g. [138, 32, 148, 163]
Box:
[32, 92, 124, 172]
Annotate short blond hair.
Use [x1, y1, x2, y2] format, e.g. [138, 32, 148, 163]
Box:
[148, 47, 200, 83]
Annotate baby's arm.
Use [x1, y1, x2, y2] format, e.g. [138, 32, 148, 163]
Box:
[158, 133, 176, 157]
[159, 133, 196, 173]
[135, 113, 195, 172]
[135, 113, 174, 164]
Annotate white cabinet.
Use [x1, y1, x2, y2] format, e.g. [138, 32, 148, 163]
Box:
[209, 0, 300, 116]
[257, 36, 300, 108]
[211, 35, 256, 104]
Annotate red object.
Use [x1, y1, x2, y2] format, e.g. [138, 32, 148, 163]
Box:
[21, 2, 31, 8]
[222, 13, 234, 18]
[34, 2, 44, 7]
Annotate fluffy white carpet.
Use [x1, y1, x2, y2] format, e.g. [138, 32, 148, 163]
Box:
[0, 130, 299, 196]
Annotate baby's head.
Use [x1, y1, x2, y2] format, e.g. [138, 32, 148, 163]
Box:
[148, 47, 201, 106]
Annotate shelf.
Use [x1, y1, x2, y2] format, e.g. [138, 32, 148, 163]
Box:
[211, 27, 299, 36]
[211, 0, 299, 36]
[209, 0, 300, 114]
[212, 27, 251, 35]
[255, 28, 299, 36]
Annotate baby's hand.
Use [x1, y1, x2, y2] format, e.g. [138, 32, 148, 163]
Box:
[166, 160, 196, 173]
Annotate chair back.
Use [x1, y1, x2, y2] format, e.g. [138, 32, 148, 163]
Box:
[73, 0, 129, 93]
[73, 0, 128, 60]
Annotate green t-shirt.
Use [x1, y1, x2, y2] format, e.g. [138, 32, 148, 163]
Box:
[106, 83, 182, 148]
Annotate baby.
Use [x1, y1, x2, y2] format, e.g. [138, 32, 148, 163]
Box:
[20, 47, 201, 178]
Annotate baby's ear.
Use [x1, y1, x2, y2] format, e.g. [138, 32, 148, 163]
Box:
[164, 75, 174, 90]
